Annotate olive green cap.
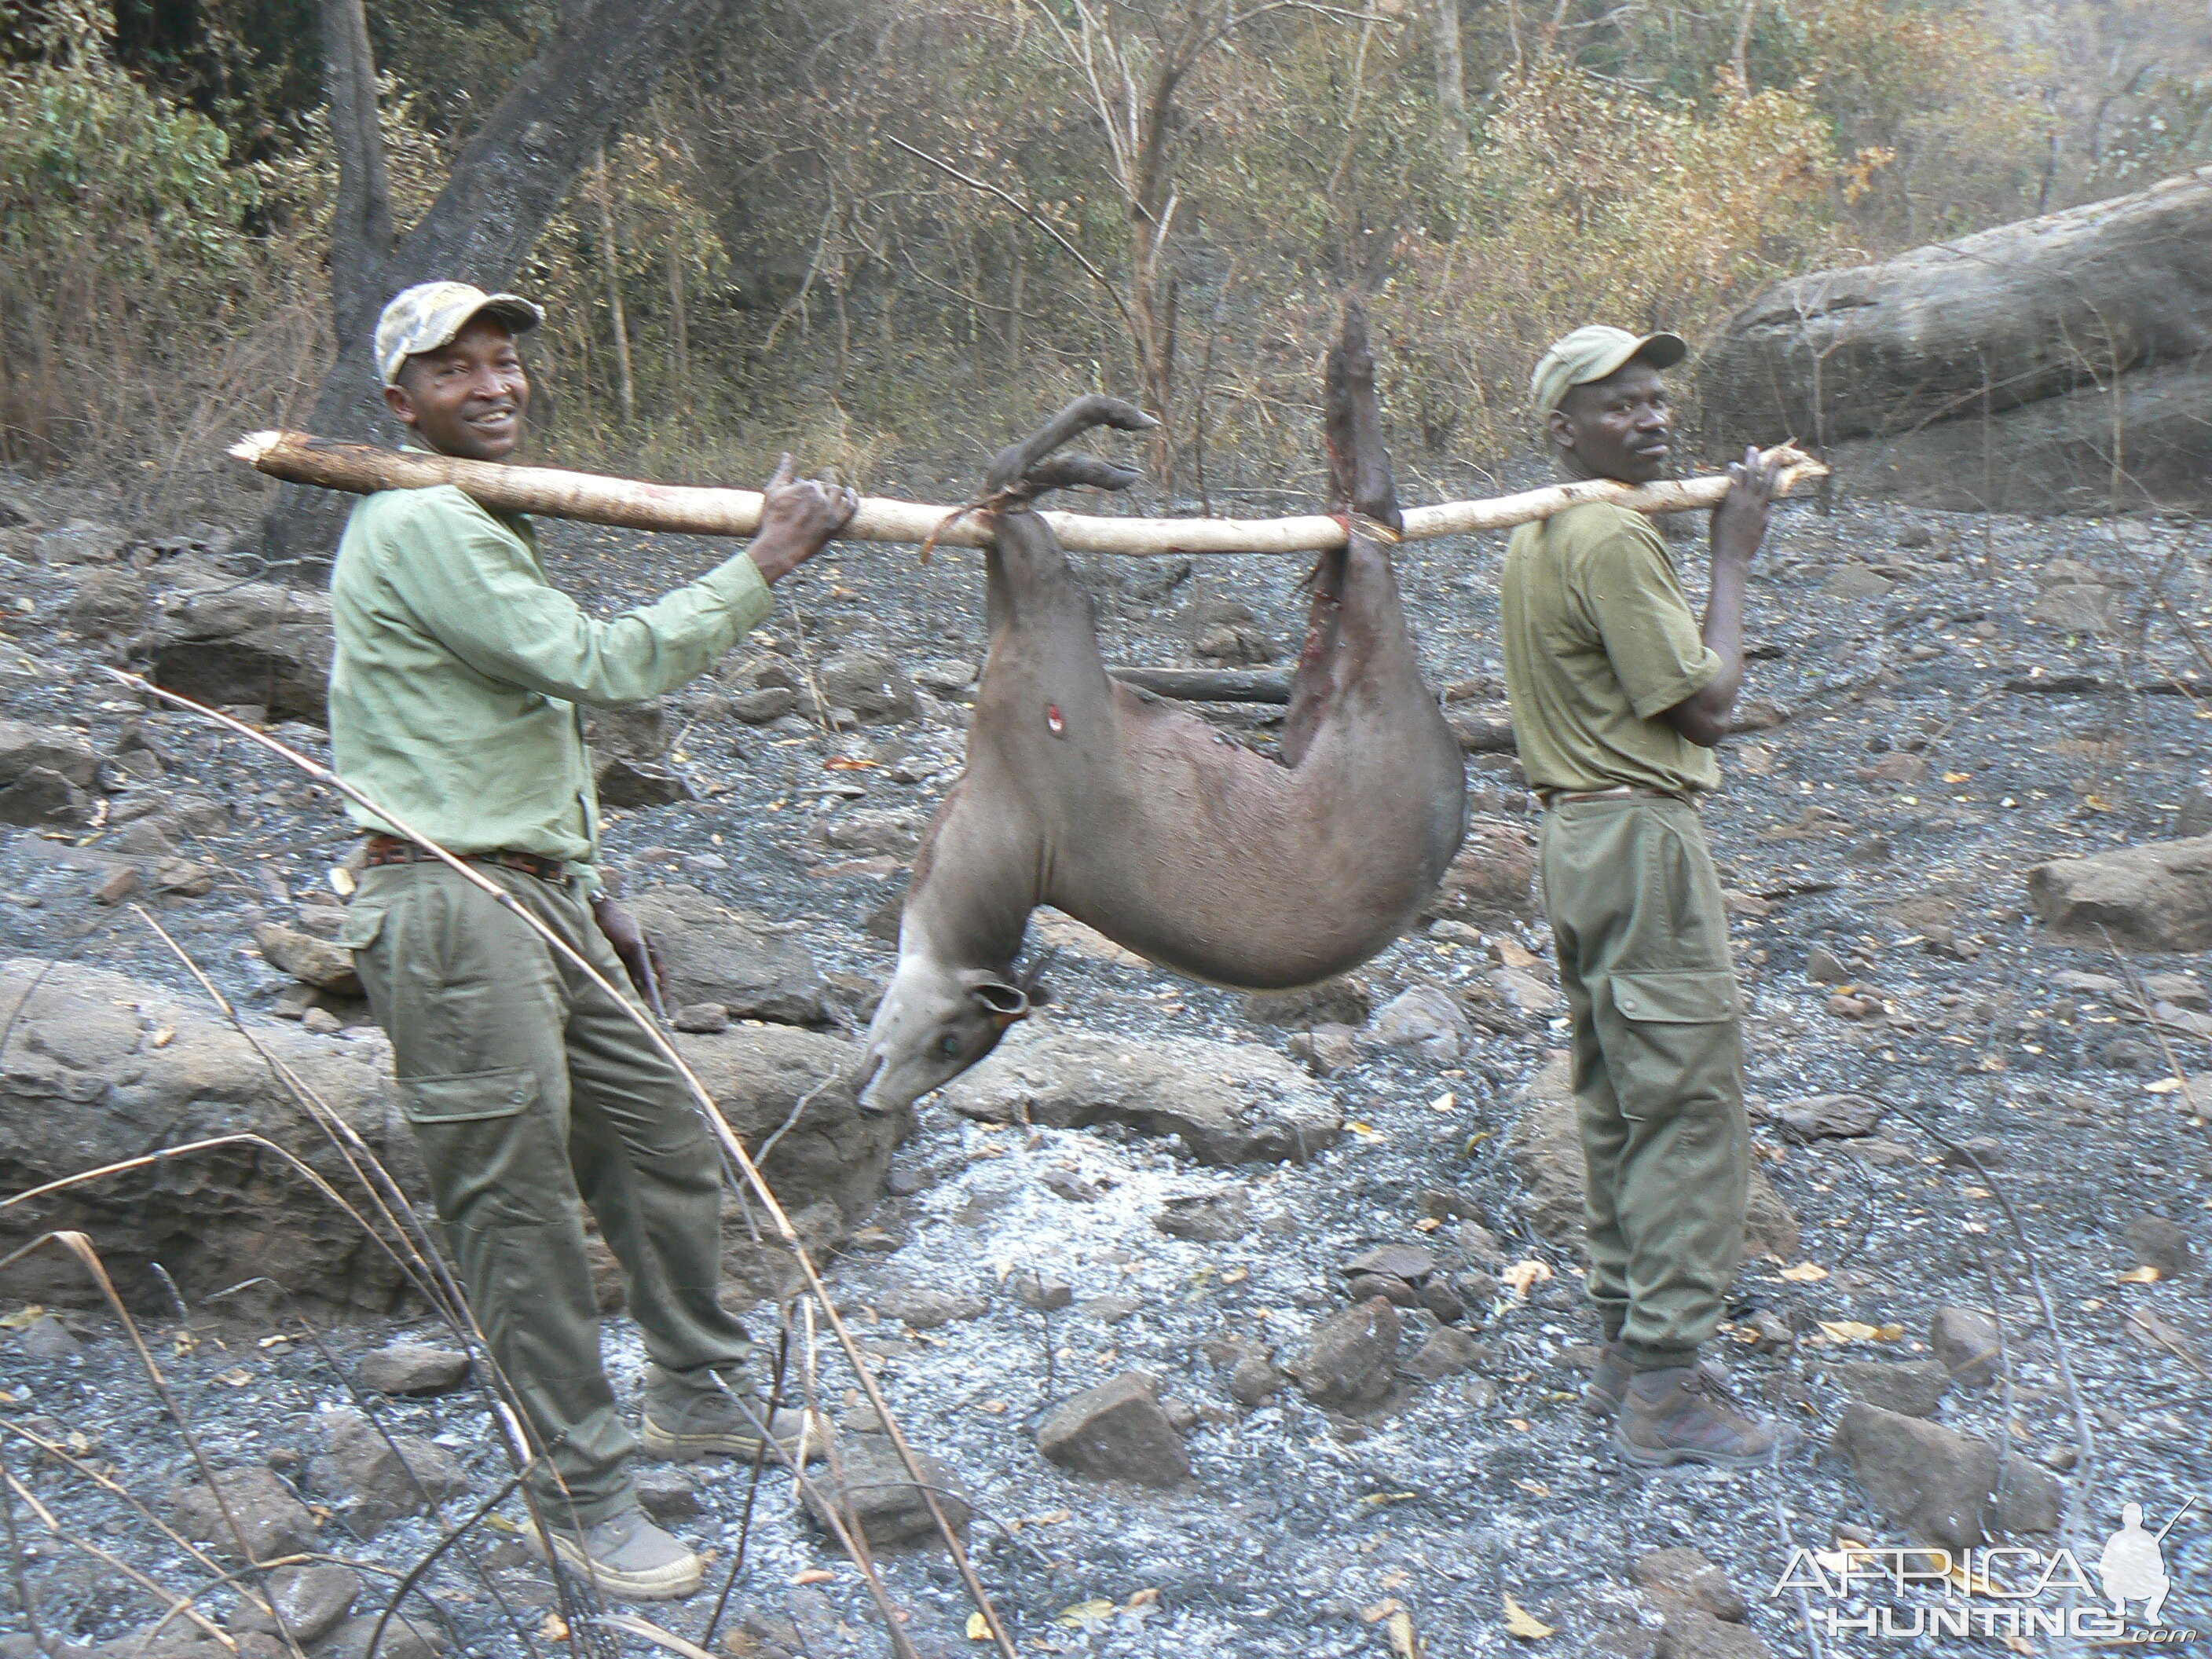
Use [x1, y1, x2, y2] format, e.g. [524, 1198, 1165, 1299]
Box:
[375, 282, 543, 387]
[1529, 325, 1687, 416]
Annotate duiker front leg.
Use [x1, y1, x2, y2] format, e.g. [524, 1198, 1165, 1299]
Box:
[972, 396, 1155, 761]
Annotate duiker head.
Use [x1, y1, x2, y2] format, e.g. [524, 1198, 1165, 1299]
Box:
[857, 956, 1031, 1113]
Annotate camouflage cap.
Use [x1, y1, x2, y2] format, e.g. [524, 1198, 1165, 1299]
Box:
[1529, 325, 1687, 416]
[375, 282, 544, 387]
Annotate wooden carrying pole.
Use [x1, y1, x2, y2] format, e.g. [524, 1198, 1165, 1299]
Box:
[231, 430, 1827, 555]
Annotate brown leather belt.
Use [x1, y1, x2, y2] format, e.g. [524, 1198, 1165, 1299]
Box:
[1540, 786, 1700, 808]
[361, 834, 572, 886]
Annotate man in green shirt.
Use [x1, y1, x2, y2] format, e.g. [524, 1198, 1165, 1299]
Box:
[1500, 325, 1783, 1468]
[331, 282, 856, 1597]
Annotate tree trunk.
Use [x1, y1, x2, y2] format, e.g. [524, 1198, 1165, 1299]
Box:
[1698, 165, 2212, 456]
[319, 0, 393, 310]
[593, 148, 637, 425]
[264, 0, 734, 567]
[1430, 0, 1467, 166]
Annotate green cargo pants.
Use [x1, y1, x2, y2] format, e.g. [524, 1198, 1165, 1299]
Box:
[342, 860, 751, 1525]
[1537, 797, 1749, 1372]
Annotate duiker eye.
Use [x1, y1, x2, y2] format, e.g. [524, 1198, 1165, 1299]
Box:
[939, 1034, 962, 1057]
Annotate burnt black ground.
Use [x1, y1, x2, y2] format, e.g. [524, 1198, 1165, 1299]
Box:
[0, 464, 2207, 1659]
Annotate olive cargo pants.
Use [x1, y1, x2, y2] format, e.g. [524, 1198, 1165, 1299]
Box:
[342, 861, 751, 1525]
[1538, 797, 1749, 1372]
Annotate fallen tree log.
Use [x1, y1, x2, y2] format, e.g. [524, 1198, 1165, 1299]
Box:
[229, 430, 1824, 555]
[1108, 668, 1291, 703]
[1698, 166, 2212, 510]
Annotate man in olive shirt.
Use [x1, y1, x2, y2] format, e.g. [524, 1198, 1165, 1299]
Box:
[1500, 325, 1782, 1467]
[331, 283, 856, 1596]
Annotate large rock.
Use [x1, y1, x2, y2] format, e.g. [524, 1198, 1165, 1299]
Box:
[582, 701, 669, 762]
[1291, 1296, 1401, 1408]
[594, 756, 693, 808]
[137, 579, 334, 723]
[1633, 1547, 1749, 1622]
[1445, 703, 1518, 753]
[0, 767, 92, 828]
[803, 1432, 972, 1550]
[1035, 1372, 1191, 1485]
[2125, 1214, 2196, 1277]
[35, 519, 129, 565]
[819, 651, 920, 722]
[1419, 819, 1539, 925]
[170, 1467, 316, 1562]
[2027, 835, 2212, 951]
[307, 1408, 467, 1536]
[1929, 1305, 2005, 1386]
[0, 958, 424, 1314]
[1821, 1358, 1953, 1418]
[1245, 977, 1372, 1029]
[0, 716, 103, 827]
[628, 882, 827, 1024]
[938, 1024, 1342, 1164]
[0, 958, 902, 1315]
[1830, 1404, 2064, 1548]
[253, 922, 363, 997]
[1506, 1055, 1799, 1262]
[871, 1284, 987, 1328]
[1654, 1607, 1771, 1659]
[0, 718, 103, 791]
[228, 1564, 360, 1643]
[320, 1613, 443, 1659]
[1363, 986, 1470, 1061]
[1698, 167, 2212, 512]
[1767, 1093, 1882, 1141]
[354, 1343, 470, 1396]
[1154, 1188, 1251, 1242]
[675, 1024, 909, 1240]
[65, 570, 151, 639]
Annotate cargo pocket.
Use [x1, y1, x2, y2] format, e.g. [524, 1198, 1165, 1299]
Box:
[400, 1067, 539, 1125]
[1607, 969, 1738, 1024]
[338, 905, 386, 952]
[1602, 969, 1741, 1123]
[396, 1068, 552, 1228]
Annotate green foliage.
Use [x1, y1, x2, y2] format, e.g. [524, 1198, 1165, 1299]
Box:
[5, 0, 2202, 507]
[1378, 58, 1844, 461]
[0, 0, 322, 502]
[0, 0, 258, 276]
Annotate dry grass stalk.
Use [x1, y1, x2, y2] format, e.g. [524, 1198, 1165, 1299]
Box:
[101, 671, 1019, 1659]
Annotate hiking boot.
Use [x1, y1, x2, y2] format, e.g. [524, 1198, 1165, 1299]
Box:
[1584, 1341, 1632, 1416]
[1614, 1365, 1779, 1469]
[1586, 1345, 1736, 1418]
[529, 1507, 703, 1600]
[639, 1364, 830, 1463]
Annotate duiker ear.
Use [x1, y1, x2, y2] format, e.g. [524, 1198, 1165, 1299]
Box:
[972, 981, 1030, 1027]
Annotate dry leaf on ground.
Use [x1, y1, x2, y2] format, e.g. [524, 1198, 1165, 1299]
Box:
[1503, 1595, 1555, 1639]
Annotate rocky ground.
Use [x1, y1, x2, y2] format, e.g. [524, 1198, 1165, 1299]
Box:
[0, 462, 2207, 1659]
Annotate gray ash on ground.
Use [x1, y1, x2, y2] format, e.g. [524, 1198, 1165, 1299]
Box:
[0, 474, 2207, 1657]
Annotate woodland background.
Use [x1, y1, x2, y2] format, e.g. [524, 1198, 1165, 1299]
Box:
[2, 0, 2209, 524]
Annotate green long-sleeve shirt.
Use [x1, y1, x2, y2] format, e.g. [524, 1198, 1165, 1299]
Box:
[328, 482, 774, 877]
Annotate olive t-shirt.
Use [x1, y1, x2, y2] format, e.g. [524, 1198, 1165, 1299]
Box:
[1500, 500, 1721, 795]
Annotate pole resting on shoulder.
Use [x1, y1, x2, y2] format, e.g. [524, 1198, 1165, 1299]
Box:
[229, 430, 1829, 555]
